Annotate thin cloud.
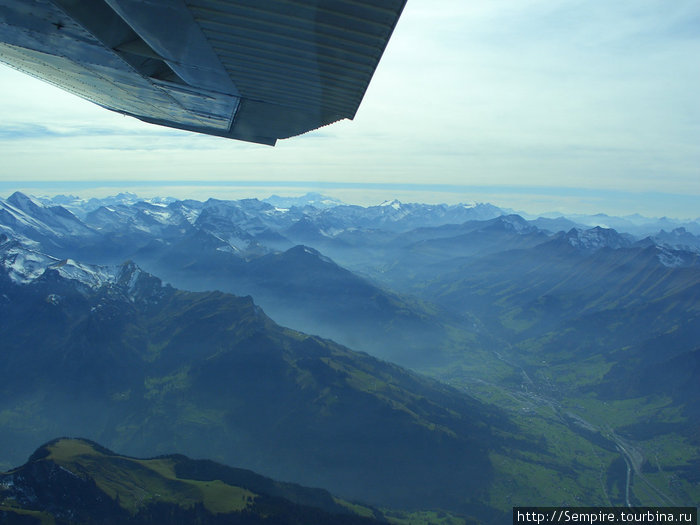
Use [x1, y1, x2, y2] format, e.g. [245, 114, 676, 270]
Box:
[0, 0, 697, 217]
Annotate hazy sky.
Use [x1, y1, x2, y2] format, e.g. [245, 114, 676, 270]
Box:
[0, 0, 698, 218]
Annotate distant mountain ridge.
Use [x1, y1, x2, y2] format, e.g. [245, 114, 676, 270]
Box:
[25, 191, 700, 236]
[533, 210, 700, 236]
[264, 192, 345, 209]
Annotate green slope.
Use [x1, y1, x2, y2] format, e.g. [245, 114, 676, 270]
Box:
[417, 243, 700, 508]
[0, 266, 520, 520]
[0, 438, 390, 525]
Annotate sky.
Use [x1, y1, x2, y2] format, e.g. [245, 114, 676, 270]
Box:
[0, 0, 698, 218]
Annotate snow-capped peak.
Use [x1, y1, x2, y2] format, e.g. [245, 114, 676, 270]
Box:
[379, 199, 402, 210]
[1, 240, 168, 305]
[0, 238, 58, 284]
[7, 191, 43, 211]
[48, 258, 114, 289]
[564, 226, 631, 252]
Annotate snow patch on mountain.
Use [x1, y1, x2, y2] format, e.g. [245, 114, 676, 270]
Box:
[379, 199, 402, 210]
[1, 236, 166, 299]
[49, 258, 114, 289]
[564, 226, 632, 252]
[0, 240, 57, 283]
[35, 192, 177, 219]
[655, 246, 698, 268]
[139, 207, 175, 224]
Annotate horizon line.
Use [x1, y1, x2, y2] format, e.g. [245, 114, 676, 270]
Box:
[1, 180, 698, 221]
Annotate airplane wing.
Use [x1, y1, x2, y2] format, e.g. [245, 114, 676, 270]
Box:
[0, 0, 406, 145]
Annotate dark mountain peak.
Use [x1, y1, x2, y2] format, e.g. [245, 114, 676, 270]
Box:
[657, 227, 698, 241]
[648, 227, 700, 254]
[283, 244, 334, 265]
[198, 199, 250, 222]
[203, 197, 227, 205]
[635, 236, 657, 249]
[488, 214, 534, 233]
[133, 200, 162, 211]
[239, 197, 274, 211]
[500, 213, 528, 224]
[116, 260, 167, 302]
[116, 259, 140, 279]
[168, 198, 203, 209]
[284, 216, 329, 241]
[287, 244, 319, 256]
[83, 204, 136, 231]
[203, 197, 275, 215]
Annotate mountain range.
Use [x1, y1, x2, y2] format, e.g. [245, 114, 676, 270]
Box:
[1, 191, 698, 518]
[0, 236, 523, 521]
